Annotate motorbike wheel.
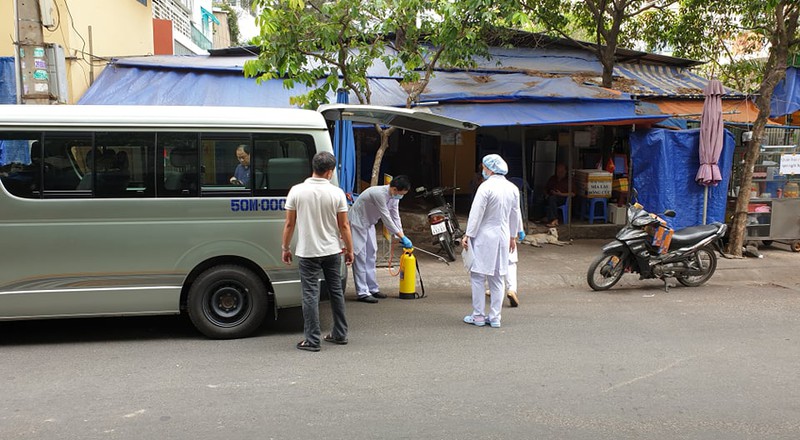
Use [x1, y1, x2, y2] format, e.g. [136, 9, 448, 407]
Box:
[677, 246, 717, 287]
[439, 231, 457, 262]
[587, 253, 625, 291]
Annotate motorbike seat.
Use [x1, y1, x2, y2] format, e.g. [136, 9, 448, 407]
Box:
[668, 223, 722, 250]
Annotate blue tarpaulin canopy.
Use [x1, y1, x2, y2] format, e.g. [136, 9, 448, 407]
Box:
[771, 66, 800, 117]
[78, 64, 407, 107]
[0, 57, 15, 104]
[332, 90, 356, 194]
[417, 72, 667, 126]
[0, 57, 28, 165]
[630, 128, 735, 230]
[80, 60, 667, 127]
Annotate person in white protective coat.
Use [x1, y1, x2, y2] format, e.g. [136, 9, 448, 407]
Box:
[505, 215, 526, 307]
[348, 175, 413, 303]
[487, 210, 525, 307]
[461, 154, 520, 328]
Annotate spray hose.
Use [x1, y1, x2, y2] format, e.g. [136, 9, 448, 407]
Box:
[386, 240, 450, 274]
[385, 241, 444, 299]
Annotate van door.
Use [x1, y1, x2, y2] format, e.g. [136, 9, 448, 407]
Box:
[317, 104, 478, 135]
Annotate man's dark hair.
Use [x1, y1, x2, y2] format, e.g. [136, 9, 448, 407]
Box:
[312, 152, 336, 175]
[390, 175, 411, 191]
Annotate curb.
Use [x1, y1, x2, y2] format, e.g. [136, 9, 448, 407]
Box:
[393, 240, 800, 292]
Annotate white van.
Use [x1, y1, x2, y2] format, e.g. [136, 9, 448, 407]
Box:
[0, 104, 474, 338]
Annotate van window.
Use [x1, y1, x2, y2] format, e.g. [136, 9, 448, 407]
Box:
[200, 134, 252, 196]
[0, 132, 42, 199]
[158, 133, 199, 197]
[44, 132, 90, 197]
[252, 133, 314, 196]
[3, 131, 317, 199]
[90, 132, 154, 198]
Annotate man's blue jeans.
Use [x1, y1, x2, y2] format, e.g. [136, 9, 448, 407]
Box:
[298, 254, 348, 346]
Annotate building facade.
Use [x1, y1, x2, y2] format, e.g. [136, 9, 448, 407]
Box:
[0, 0, 154, 104]
[152, 0, 218, 55]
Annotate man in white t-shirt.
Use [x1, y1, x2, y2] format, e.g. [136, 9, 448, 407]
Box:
[281, 152, 354, 352]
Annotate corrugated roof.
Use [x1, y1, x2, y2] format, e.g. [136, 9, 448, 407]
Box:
[483, 29, 704, 68]
[614, 63, 745, 98]
[88, 40, 738, 106]
[419, 71, 628, 103]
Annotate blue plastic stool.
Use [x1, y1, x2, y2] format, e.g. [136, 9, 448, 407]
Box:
[557, 202, 570, 225]
[581, 198, 607, 224]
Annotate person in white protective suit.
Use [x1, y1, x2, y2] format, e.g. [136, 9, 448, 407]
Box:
[486, 209, 525, 307]
[348, 175, 413, 303]
[461, 154, 520, 328]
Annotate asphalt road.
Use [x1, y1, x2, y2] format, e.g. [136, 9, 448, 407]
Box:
[2, 278, 799, 439]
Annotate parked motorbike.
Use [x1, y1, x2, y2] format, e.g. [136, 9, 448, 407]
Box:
[587, 189, 727, 292]
[415, 186, 464, 262]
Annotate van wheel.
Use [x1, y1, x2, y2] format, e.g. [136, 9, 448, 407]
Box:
[187, 265, 268, 339]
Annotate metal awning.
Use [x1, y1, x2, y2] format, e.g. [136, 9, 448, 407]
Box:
[318, 104, 477, 135]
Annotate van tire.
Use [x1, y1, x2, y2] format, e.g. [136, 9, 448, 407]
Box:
[187, 265, 268, 339]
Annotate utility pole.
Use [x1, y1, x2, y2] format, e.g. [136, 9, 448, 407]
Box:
[15, 0, 51, 104]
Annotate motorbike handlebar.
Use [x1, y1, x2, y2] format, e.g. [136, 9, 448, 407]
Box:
[415, 186, 459, 198]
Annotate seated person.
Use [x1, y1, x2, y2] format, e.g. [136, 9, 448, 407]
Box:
[544, 163, 573, 227]
[230, 145, 250, 186]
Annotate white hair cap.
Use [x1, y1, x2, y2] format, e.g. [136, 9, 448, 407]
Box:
[482, 154, 508, 175]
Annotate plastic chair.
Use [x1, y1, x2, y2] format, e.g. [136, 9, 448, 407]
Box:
[557, 201, 570, 225]
[581, 198, 608, 224]
[508, 177, 534, 209]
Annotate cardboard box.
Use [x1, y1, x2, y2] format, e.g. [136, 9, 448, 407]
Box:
[574, 169, 612, 198]
[612, 177, 628, 192]
[608, 205, 627, 225]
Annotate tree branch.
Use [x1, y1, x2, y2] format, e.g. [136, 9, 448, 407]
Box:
[624, 0, 677, 19]
[519, 0, 600, 53]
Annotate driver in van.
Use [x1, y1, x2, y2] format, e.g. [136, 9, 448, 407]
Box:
[230, 145, 250, 186]
[348, 175, 412, 303]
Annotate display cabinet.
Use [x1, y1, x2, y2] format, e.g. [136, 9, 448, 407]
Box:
[741, 145, 800, 251]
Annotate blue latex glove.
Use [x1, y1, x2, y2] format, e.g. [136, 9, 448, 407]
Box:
[400, 236, 413, 249]
[518, 230, 526, 241]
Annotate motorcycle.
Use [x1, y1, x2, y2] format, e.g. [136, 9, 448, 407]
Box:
[415, 186, 464, 262]
[587, 189, 727, 292]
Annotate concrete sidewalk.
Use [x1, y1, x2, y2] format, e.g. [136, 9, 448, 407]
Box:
[374, 237, 800, 294]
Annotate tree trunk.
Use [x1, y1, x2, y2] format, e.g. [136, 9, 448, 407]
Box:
[727, 116, 765, 256]
[369, 126, 396, 187]
[727, 29, 791, 256]
[598, 43, 617, 88]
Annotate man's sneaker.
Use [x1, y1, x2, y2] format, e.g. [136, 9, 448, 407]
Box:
[463, 314, 486, 327]
[507, 290, 519, 307]
[357, 294, 378, 303]
[370, 291, 388, 299]
[489, 320, 501, 328]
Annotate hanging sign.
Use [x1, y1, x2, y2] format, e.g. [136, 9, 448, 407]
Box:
[779, 154, 800, 175]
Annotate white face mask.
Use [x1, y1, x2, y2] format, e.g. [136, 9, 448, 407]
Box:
[392, 194, 404, 200]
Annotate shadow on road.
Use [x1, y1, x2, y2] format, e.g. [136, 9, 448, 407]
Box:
[0, 307, 306, 346]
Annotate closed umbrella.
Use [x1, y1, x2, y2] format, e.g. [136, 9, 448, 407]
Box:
[697, 78, 725, 224]
[333, 89, 356, 194]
